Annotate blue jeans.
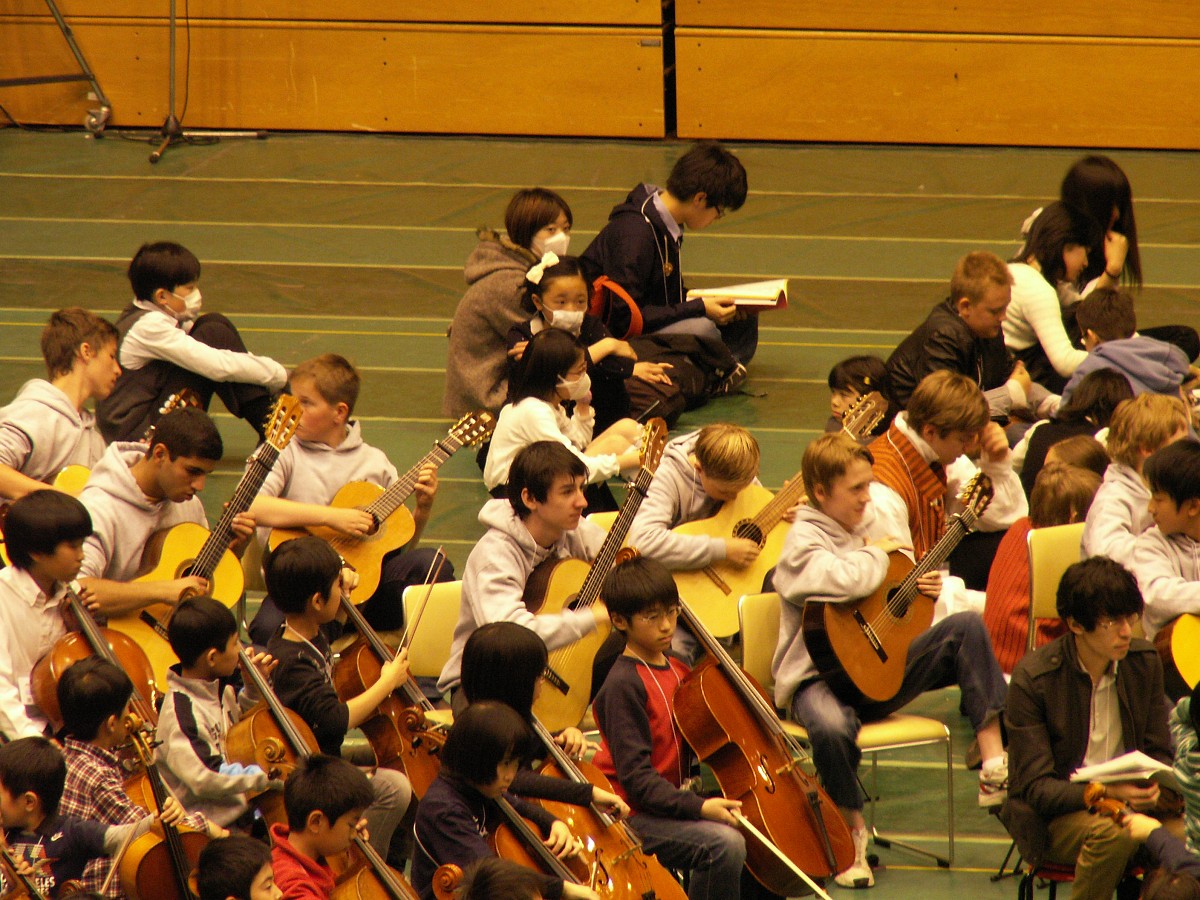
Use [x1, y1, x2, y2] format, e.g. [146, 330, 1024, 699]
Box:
[789, 611, 1006, 810]
[627, 814, 746, 900]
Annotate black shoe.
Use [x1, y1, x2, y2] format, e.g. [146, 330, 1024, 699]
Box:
[713, 363, 748, 396]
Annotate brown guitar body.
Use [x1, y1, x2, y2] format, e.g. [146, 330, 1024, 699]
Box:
[269, 481, 416, 604]
[802, 551, 935, 705]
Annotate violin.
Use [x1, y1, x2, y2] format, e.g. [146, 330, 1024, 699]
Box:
[332, 835, 420, 900]
[30, 581, 160, 731]
[530, 718, 686, 900]
[117, 716, 209, 900]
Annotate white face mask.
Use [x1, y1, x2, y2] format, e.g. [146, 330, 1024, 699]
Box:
[545, 308, 584, 336]
[557, 371, 592, 401]
[171, 288, 203, 322]
[534, 230, 570, 258]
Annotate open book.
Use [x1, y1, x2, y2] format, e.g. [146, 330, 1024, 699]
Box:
[1069, 750, 1179, 791]
[686, 278, 788, 310]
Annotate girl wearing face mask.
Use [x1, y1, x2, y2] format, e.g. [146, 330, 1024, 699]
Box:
[506, 255, 672, 435]
[483, 327, 644, 498]
[97, 240, 287, 444]
[443, 188, 576, 421]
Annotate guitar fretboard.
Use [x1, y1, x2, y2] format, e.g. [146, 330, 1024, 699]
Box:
[364, 438, 461, 523]
[193, 444, 280, 579]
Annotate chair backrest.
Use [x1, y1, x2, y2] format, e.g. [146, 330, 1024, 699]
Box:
[1027, 522, 1086, 652]
[402, 580, 463, 679]
[738, 592, 783, 692]
[241, 537, 267, 594]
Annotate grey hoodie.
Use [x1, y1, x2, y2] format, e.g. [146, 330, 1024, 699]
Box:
[1133, 526, 1200, 639]
[0, 379, 105, 485]
[771, 504, 890, 710]
[1081, 462, 1151, 570]
[437, 498, 606, 691]
[78, 443, 208, 581]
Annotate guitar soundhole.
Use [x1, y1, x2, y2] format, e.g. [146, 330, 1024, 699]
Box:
[734, 520, 764, 545]
[885, 587, 905, 620]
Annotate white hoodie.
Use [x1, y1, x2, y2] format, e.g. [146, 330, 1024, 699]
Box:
[436, 498, 606, 692]
[1082, 462, 1151, 569]
[0, 379, 105, 485]
[78, 443, 208, 581]
[1132, 526, 1200, 639]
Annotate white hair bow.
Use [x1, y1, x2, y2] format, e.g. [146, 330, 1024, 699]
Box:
[526, 252, 560, 285]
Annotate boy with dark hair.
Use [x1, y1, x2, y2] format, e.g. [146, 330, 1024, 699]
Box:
[437, 441, 608, 694]
[591, 555, 752, 900]
[98, 240, 286, 443]
[458, 858, 547, 900]
[1062, 287, 1190, 403]
[0, 491, 93, 739]
[580, 141, 757, 364]
[0, 736, 172, 897]
[248, 352, 447, 644]
[58, 657, 220, 897]
[775, 432, 1007, 888]
[156, 596, 276, 826]
[0, 308, 120, 501]
[197, 835, 281, 900]
[78, 406, 254, 616]
[1003, 556, 1172, 900]
[264, 537, 412, 858]
[270, 754, 376, 900]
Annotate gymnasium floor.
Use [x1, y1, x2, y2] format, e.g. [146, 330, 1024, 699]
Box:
[2, 129, 1200, 897]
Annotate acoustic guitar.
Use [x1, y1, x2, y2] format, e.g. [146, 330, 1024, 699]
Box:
[109, 396, 302, 688]
[802, 472, 993, 705]
[1154, 614, 1200, 699]
[672, 391, 886, 637]
[527, 418, 668, 732]
[267, 410, 495, 604]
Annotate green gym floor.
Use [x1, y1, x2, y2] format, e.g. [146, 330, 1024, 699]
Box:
[2, 129, 1200, 897]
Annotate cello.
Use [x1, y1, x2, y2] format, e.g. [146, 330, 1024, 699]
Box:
[332, 835, 421, 900]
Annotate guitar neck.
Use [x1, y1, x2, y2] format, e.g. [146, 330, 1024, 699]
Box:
[238, 647, 313, 757]
[193, 445, 279, 579]
[574, 467, 655, 608]
[889, 510, 978, 615]
[367, 441, 457, 523]
[749, 471, 806, 534]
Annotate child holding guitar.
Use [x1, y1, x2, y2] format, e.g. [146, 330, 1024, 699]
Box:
[775, 432, 1008, 889]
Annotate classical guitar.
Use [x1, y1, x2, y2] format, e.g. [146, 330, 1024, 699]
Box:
[267, 410, 495, 604]
[672, 391, 886, 637]
[110, 396, 302, 688]
[1154, 614, 1200, 699]
[802, 472, 994, 705]
[527, 418, 668, 732]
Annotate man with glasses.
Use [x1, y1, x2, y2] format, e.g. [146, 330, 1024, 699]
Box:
[1003, 556, 1177, 900]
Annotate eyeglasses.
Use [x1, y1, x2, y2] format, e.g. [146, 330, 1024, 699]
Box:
[1095, 613, 1140, 632]
[634, 606, 682, 626]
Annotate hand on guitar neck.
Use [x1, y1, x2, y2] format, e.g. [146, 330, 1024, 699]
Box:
[867, 535, 943, 597]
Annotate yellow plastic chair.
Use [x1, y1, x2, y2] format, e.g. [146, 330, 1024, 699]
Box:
[738, 591, 954, 867]
[586, 511, 619, 532]
[401, 580, 463, 682]
[1026, 522, 1086, 653]
[241, 536, 268, 595]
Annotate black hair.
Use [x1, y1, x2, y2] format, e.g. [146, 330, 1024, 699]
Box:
[283, 754, 373, 831]
[168, 595, 239, 668]
[128, 241, 202, 302]
[523, 255, 591, 315]
[1056, 557, 1143, 631]
[505, 189, 573, 252]
[826, 354, 895, 435]
[459, 857, 546, 900]
[149, 407, 224, 463]
[1060, 155, 1141, 288]
[510, 327, 585, 404]
[461, 623, 547, 721]
[505, 441, 588, 520]
[1054, 368, 1133, 429]
[440, 701, 533, 788]
[197, 835, 273, 900]
[1015, 202, 1091, 286]
[56, 657, 134, 742]
[1144, 440, 1200, 508]
[265, 536, 342, 615]
[0, 737, 66, 816]
[666, 141, 748, 212]
[3, 490, 92, 571]
[602, 556, 680, 622]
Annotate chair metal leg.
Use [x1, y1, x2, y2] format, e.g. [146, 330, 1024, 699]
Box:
[990, 839, 1023, 882]
[865, 748, 952, 868]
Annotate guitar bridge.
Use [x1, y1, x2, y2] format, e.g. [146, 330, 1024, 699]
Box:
[852, 609, 888, 663]
[542, 665, 570, 697]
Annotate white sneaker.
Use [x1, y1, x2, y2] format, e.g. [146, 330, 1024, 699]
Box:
[978, 754, 1009, 808]
[834, 827, 874, 889]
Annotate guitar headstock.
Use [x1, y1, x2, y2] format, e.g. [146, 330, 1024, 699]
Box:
[638, 418, 669, 475]
[451, 411, 497, 448]
[142, 389, 204, 445]
[842, 390, 887, 442]
[263, 395, 303, 452]
[957, 472, 994, 525]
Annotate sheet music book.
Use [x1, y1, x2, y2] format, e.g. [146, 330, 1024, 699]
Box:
[1070, 750, 1179, 791]
[686, 278, 788, 310]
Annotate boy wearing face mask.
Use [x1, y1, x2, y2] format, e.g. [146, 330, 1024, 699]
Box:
[97, 241, 287, 443]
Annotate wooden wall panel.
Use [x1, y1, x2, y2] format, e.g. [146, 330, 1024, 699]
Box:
[674, 0, 1200, 39]
[675, 29, 1200, 149]
[0, 18, 665, 136]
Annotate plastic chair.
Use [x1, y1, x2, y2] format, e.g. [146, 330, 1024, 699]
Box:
[1026, 522, 1086, 653]
[738, 591, 954, 867]
[586, 511, 619, 532]
[401, 580, 463, 682]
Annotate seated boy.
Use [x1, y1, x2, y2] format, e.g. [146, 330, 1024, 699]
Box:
[197, 835, 280, 900]
[579, 141, 756, 366]
[98, 241, 286, 443]
[0, 308, 119, 500]
[78, 406, 254, 617]
[774, 432, 1008, 888]
[58, 656, 224, 895]
[248, 353, 448, 643]
[156, 596, 277, 826]
[0, 736, 174, 896]
[1062, 287, 1191, 403]
[269, 754, 376, 900]
[1082, 393, 1190, 569]
[437, 441, 609, 695]
[0, 490, 93, 739]
[1002, 557, 1174, 900]
[265, 537, 412, 858]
